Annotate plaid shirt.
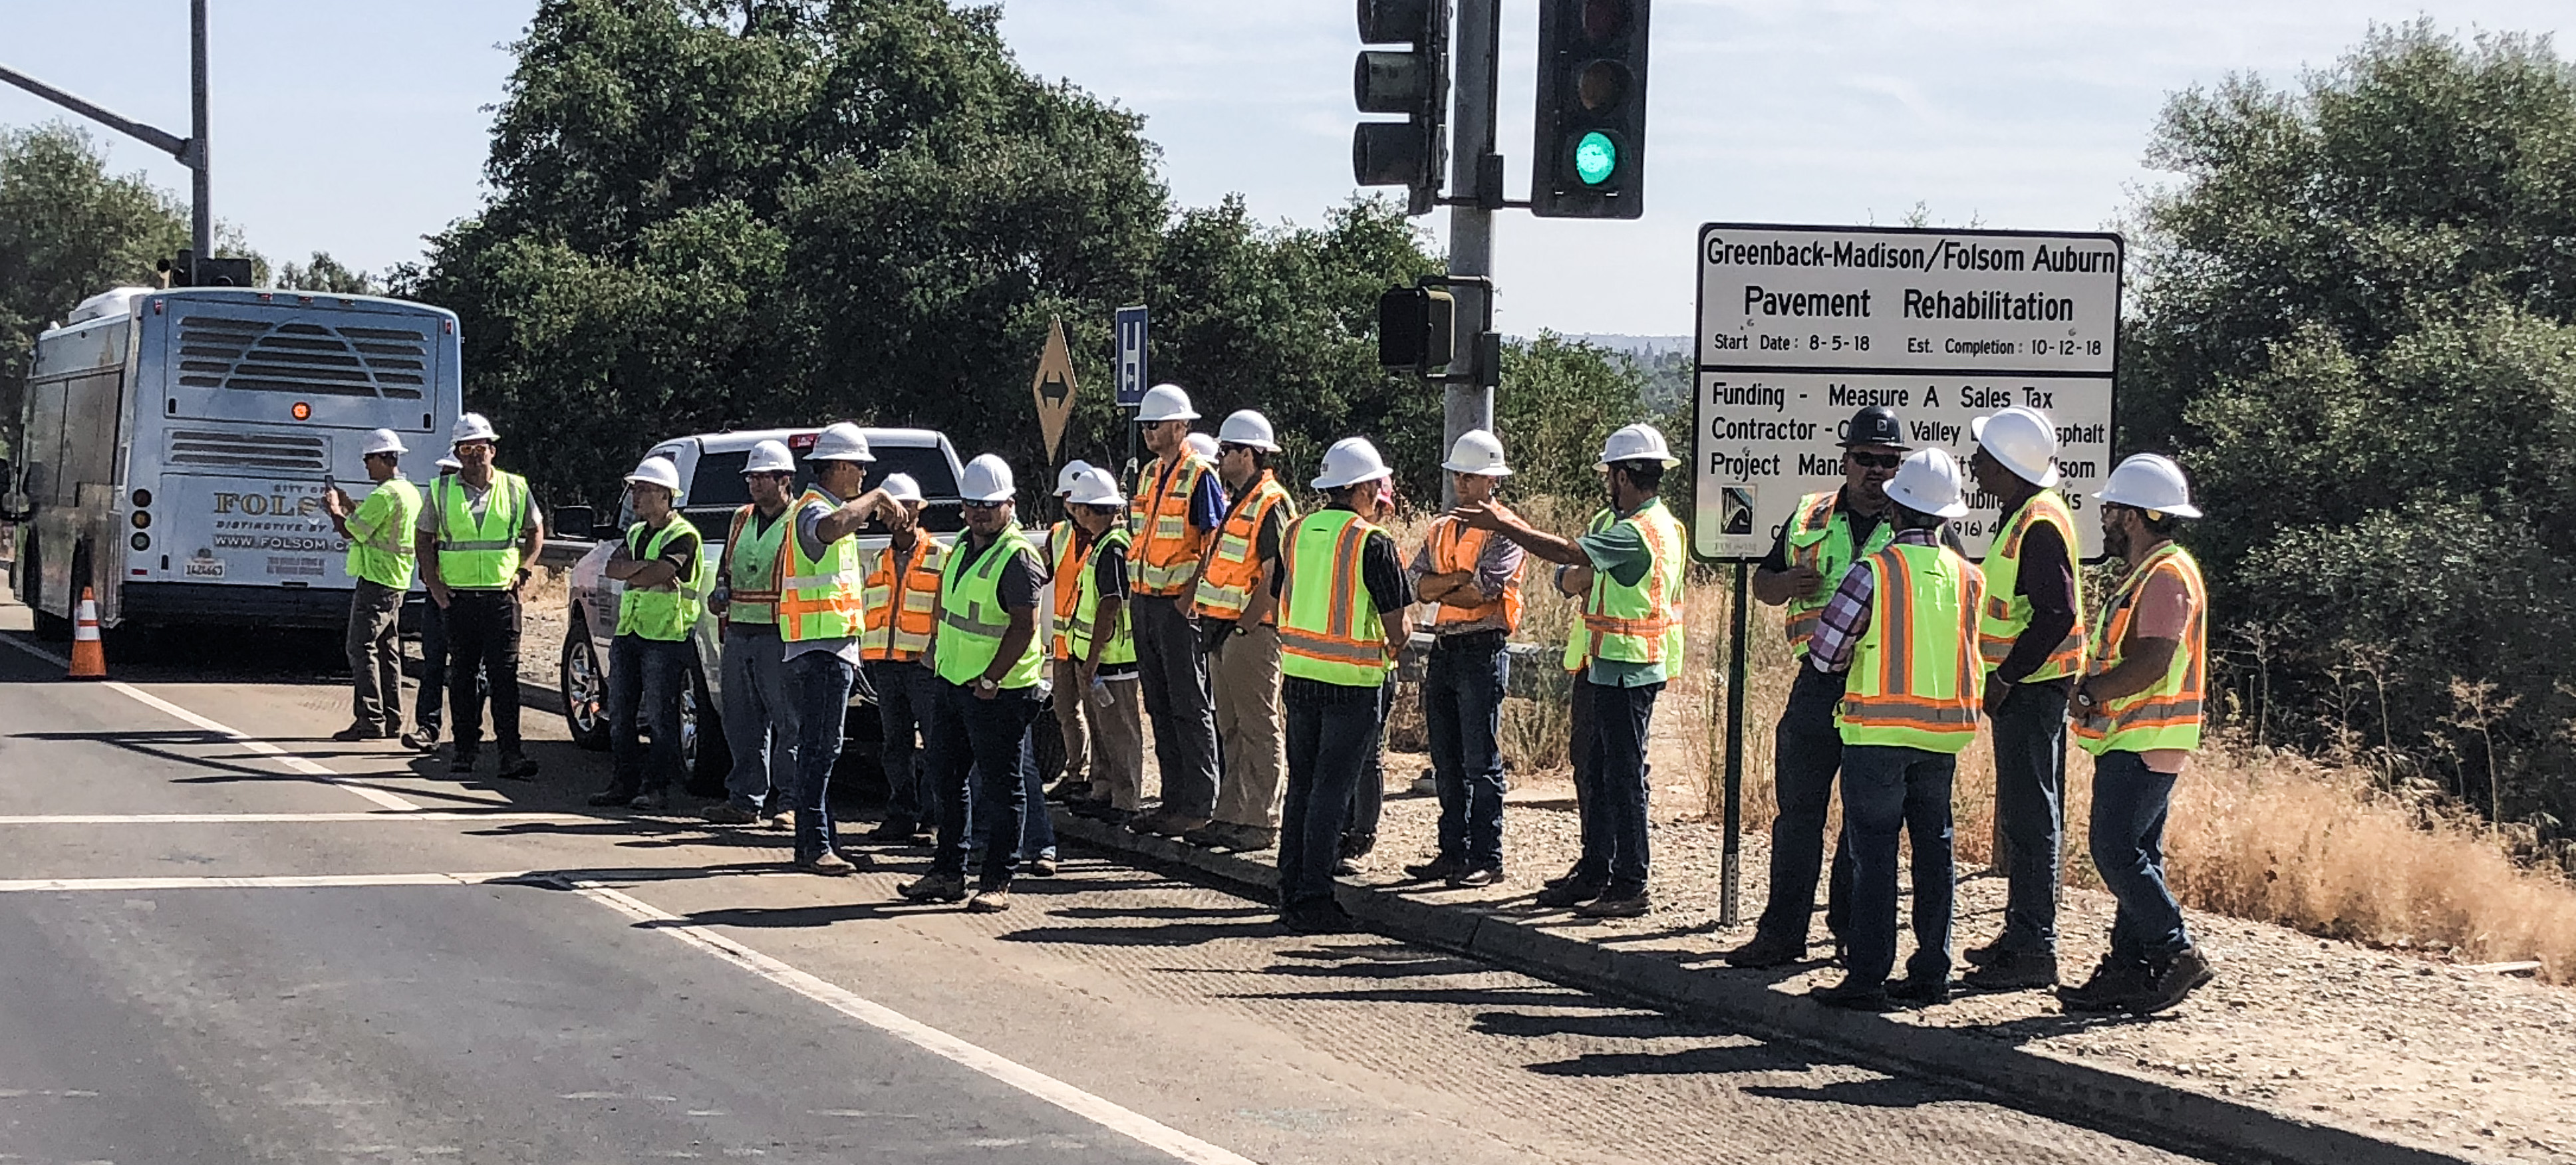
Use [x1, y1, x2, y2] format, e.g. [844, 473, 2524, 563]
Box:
[1809, 526, 1942, 674]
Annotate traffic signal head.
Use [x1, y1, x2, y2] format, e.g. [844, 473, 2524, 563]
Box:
[1352, 0, 1449, 215]
[1377, 285, 1455, 372]
[1531, 0, 1650, 219]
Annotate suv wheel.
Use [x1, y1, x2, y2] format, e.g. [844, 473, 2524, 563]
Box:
[559, 618, 610, 751]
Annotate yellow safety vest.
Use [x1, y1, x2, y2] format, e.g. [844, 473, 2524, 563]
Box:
[613, 513, 707, 642]
[722, 504, 789, 626]
[1783, 491, 1891, 658]
[430, 471, 530, 590]
[1977, 489, 2088, 680]
[1278, 509, 1393, 688]
[2075, 543, 2208, 755]
[344, 477, 421, 590]
[1570, 499, 1687, 682]
[1837, 542, 1987, 754]
[935, 526, 1044, 689]
[777, 489, 863, 642]
[1062, 526, 1137, 667]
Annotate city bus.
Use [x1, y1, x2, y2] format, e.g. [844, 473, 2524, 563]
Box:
[6, 287, 464, 637]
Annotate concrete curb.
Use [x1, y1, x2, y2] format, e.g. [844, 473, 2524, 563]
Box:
[1052, 809, 2467, 1165]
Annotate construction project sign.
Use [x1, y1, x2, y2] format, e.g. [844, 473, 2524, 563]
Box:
[1690, 223, 2122, 561]
[1030, 316, 1079, 461]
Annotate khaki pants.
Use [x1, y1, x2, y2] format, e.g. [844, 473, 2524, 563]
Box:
[1050, 656, 1091, 787]
[345, 580, 404, 733]
[1209, 624, 1287, 830]
[1087, 675, 1147, 811]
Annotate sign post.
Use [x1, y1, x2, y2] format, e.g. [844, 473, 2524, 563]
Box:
[1689, 222, 2125, 929]
[1031, 316, 1079, 464]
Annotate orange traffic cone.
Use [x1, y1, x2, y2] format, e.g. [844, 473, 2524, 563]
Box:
[69, 587, 107, 680]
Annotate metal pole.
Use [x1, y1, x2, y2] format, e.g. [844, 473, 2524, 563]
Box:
[1721, 561, 1749, 928]
[190, 0, 211, 261]
[1440, 0, 1499, 509]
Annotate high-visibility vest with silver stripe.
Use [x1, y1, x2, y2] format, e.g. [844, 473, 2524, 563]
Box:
[1278, 509, 1393, 687]
[2075, 543, 2208, 755]
[1837, 542, 1987, 754]
[934, 525, 1044, 689]
[722, 504, 789, 626]
[778, 489, 863, 642]
[1977, 489, 2088, 680]
[861, 537, 948, 662]
[614, 513, 708, 642]
[430, 471, 530, 589]
[1566, 499, 1687, 680]
[1783, 491, 1890, 658]
[1129, 452, 1213, 595]
[1193, 473, 1292, 621]
[1062, 526, 1137, 667]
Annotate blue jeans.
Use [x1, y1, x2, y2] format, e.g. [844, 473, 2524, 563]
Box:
[606, 634, 690, 797]
[784, 650, 855, 862]
[1424, 634, 1508, 869]
[1280, 687, 1379, 911]
[867, 658, 939, 829]
[1991, 681, 2071, 954]
[1840, 744, 1957, 988]
[972, 724, 1056, 863]
[925, 681, 1040, 885]
[1755, 667, 1854, 949]
[1570, 679, 1659, 892]
[721, 625, 798, 811]
[2088, 750, 2190, 966]
[1345, 676, 1395, 850]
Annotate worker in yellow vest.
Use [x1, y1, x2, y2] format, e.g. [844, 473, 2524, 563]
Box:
[857, 473, 948, 843]
[1961, 406, 2088, 991]
[1123, 384, 1227, 839]
[1804, 448, 1986, 1011]
[897, 454, 1048, 912]
[702, 440, 802, 826]
[780, 422, 897, 875]
[1189, 409, 1296, 852]
[1040, 460, 1097, 805]
[1460, 424, 1686, 920]
[323, 427, 422, 743]
[1401, 429, 1526, 887]
[589, 456, 706, 811]
[1272, 438, 1411, 934]
[2063, 453, 2215, 1015]
[1727, 406, 1911, 968]
[413, 412, 544, 781]
[404, 454, 468, 753]
[1055, 466, 1147, 822]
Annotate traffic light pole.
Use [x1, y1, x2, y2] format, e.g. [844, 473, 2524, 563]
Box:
[1440, 0, 1501, 509]
[0, 0, 212, 261]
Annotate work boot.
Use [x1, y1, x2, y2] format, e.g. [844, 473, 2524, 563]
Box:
[585, 787, 633, 807]
[1282, 902, 1358, 934]
[2128, 946, 2216, 1015]
[1338, 832, 1375, 860]
[400, 725, 440, 753]
[1045, 780, 1092, 805]
[897, 872, 969, 903]
[1576, 886, 1651, 918]
[1533, 876, 1606, 909]
[1887, 971, 1952, 1005]
[1542, 860, 1587, 890]
[1809, 977, 1894, 1012]
[331, 723, 386, 743]
[628, 789, 668, 811]
[2058, 954, 2152, 1013]
[1179, 823, 1235, 850]
[1230, 826, 1279, 851]
[1403, 853, 1467, 883]
[869, 817, 918, 841]
[1962, 940, 2012, 968]
[966, 882, 1014, 913]
[700, 802, 759, 825]
[496, 753, 539, 781]
[1024, 854, 1059, 878]
[1449, 866, 1504, 888]
[449, 751, 480, 776]
[1962, 948, 2060, 991]
[1722, 933, 1809, 969]
[797, 850, 863, 876]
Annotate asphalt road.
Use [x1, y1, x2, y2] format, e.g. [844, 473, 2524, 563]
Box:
[0, 602, 2205, 1165]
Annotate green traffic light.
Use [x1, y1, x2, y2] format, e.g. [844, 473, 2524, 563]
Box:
[1574, 131, 1616, 186]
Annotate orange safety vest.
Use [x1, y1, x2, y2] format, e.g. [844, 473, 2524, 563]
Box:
[859, 536, 948, 662]
[1418, 515, 1524, 634]
[1051, 522, 1097, 659]
[1129, 451, 1214, 596]
[1193, 472, 1293, 622]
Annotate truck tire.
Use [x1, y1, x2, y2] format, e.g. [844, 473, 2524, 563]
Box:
[25, 539, 69, 642]
[682, 659, 730, 799]
[558, 613, 611, 751]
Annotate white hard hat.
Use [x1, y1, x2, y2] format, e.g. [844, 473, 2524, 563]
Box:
[436, 455, 462, 473]
[960, 453, 1016, 503]
[624, 455, 684, 495]
[1136, 383, 1198, 423]
[2096, 453, 2201, 519]
[742, 439, 795, 475]
[451, 412, 498, 446]
[1065, 465, 1126, 508]
[362, 428, 408, 457]
[807, 422, 875, 463]
[1441, 428, 1512, 477]
[1971, 406, 2061, 489]
[1884, 448, 1970, 519]
[1596, 423, 1679, 469]
[1054, 459, 1095, 497]
[879, 472, 925, 505]
[1312, 436, 1393, 490]
[1216, 409, 1279, 452]
[1186, 432, 1220, 461]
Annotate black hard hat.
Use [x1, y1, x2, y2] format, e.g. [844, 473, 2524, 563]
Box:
[1838, 406, 1911, 450]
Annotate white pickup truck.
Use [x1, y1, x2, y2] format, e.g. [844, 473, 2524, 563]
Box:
[556, 426, 1059, 795]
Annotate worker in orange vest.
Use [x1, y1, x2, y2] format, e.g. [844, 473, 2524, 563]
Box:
[1186, 410, 1297, 852]
[857, 473, 949, 844]
[1402, 430, 1526, 887]
[1123, 384, 1228, 839]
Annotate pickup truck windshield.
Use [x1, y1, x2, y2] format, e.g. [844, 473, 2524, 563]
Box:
[684, 444, 965, 537]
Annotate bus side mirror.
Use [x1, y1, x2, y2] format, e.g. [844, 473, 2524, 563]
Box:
[549, 505, 594, 540]
[0, 458, 24, 522]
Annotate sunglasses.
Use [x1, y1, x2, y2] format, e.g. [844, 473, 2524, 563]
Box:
[960, 499, 1007, 511]
[1218, 442, 1255, 456]
[1846, 451, 1904, 470]
[740, 471, 793, 481]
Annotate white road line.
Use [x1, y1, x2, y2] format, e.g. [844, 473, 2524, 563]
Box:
[565, 880, 1260, 1165]
[0, 872, 539, 893]
[0, 632, 420, 812]
[0, 812, 587, 825]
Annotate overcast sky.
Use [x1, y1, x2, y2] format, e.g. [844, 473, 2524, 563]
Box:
[3, 1, 2565, 337]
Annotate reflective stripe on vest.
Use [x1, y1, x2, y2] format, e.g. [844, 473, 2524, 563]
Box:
[1783, 491, 1891, 658]
[614, 513, 707, 642]
[1977, 489, 2088, 680]
[722, 504, 789, 626]
[1837, 542, 1986, 754]
[778, 488, 864, 642]
[1129, 453, 1213, 595]
[861, 537, 948, 661]
[1194, 474, 1292, 621]
[934, 526, 1044, 689]
[1278, 509, 1391, 687]
[1063, 526, 1137, 667]
[2075, 544, 2208, 755]
[431, 471, 529, 588]
[1577, 499, 1687, 678]
[1419, 516, 1525, 634]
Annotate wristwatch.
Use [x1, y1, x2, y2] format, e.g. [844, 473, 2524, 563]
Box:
[976, 677, 1000, 695]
